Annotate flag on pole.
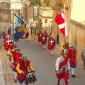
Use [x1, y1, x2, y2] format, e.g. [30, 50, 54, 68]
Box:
[55, 12, 68, 38]
[14, 14, 25, 25]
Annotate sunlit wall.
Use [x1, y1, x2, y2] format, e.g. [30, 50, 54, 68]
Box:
[71, 0, 85, 24]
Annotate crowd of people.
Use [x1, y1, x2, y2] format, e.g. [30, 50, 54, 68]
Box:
[37, 30, 56, 56]
[37, 30, 78, 85]
[1, 28, 85, 85]
[3, 32, 37, 85]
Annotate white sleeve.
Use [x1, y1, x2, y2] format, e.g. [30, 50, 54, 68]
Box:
[67, 59, 70, 70]
[55, 58, 61, 71]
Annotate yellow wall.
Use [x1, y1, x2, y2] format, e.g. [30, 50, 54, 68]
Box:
[71, 0, 85, 24]
[39, 7, 53, 28]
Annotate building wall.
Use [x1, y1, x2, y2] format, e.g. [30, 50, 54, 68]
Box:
[52, 0, 71, 47]
[22, 0, 30, 22]
[0, 1, 10, 32]
[10, 0, 24, 30]
[69, 20, 85, 58]
[10, 0, 23, 11]
[53, 0, 85, 58]
[39, 7, 53, 28]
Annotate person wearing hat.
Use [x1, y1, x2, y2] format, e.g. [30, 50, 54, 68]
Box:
[23, 56, 37, 84]
[23, 55, 33, 72]
[16, 54, 34, 84]
[63, 43, 77, 78]
[55, 49, 70, 85]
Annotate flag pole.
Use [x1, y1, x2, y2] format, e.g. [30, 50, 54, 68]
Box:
[63, 4, 66, 43]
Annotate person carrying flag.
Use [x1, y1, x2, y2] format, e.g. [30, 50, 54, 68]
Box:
[55, 49, 70, 85]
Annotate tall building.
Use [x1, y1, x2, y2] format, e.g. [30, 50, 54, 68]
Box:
[0, 0, 10, 32]
[10, 0, 24, 25]
[22, 0, 30, 22]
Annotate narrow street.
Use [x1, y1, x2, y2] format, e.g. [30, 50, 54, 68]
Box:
[17, 39, 57, 85]
[16, 39, 85, 85]
[0, 0, 85, 85]
[0, 39, 85, 85]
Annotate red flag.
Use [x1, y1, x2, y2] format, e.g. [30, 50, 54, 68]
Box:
[55, 12, 68, 38]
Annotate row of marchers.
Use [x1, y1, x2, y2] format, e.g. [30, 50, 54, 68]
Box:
[3, 33, 37, 85]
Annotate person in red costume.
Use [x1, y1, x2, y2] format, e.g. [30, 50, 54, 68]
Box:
[62, 43, 77, 78]
[16, 53, 34, 84]
[48, 35, 56, 55]
[15, 49, 25, 84]
[24, 32, 29, 41]
[16, 59, 26, 84]
[4, 33, 11, 51]
[55, 50, 70, 85]
[37, 31, 43, 44]
[41, 30, 48, 48]
[69, 46, 77, 78]
[10, 49, 18, 82]
[8, 42, 17, 61]
[23, 57, 34, 84]
[8, 41, 17, 55]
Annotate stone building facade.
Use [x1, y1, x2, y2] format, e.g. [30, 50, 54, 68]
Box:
[0, 0, 10, 32]
[19, 0, 85, 58]
[53, 0, 85, 58]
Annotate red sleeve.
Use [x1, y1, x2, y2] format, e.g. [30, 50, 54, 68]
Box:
[59, 56, 69, 68]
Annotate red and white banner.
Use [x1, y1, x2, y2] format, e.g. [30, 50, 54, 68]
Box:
[55, 12, 68, 38]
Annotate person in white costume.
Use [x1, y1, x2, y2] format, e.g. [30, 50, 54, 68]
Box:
[55, 49, 70, 85]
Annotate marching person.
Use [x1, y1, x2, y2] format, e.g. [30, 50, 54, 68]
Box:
[69, 46, 77, 78]
[4, 33, 12, 51]
[15, 49, 26, 84]
[62, 43, 77, 78]
[8, 42, 17, 61]
[8, 27, 11, 35]
[41, 30, 48, 48]
[10, 48, 22, 82]
[48, 35, 56, 55]
[81, 48, 85, 70]
[37, 31, 43, 44]
[22, 56, 34, 84]
[11, 49, 18, 82]
[62, 43, 69, 53]
[55, 49, 70, 85]
[16, 54, 34, 84]
[24, 31, 29, 41]
[16, 59, 26, 84]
